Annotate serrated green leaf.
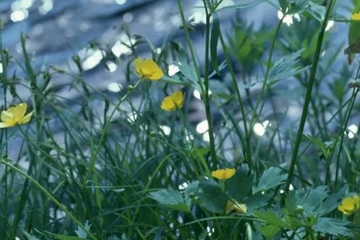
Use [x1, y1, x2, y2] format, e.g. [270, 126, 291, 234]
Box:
[254, 209, 291, 229]
[294, 186, 328, 217]
[313, 218, 353, 237]
[287, 0, 310, 14]
[226, 170, 253, 200]
[197, 177, 228, 213]
[184, 180, 199, 208]
[261, 225, 281, 238]
[217, 0, 269, 11]
[149, 187, 190, 212]
[253, 167, 287, 193]
[304, 1, 325, 21]
[267, 49, 310, 84]
[317, 186, 346, 216]
[75, 220, 90, 238]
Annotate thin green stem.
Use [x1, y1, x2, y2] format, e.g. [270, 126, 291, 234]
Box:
[203, 2, 218, 167]
[285, 0, 336, 191]
[218, 33, 252, 170]
[176, 0, 218, 167]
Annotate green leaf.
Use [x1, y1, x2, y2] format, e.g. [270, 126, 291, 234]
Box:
[267, 49, 310, 85]
[304, 1, 325, 21]
[226, 170, 253, 200]
[75, 220, 90, 238]
[313, 218, 353, 237]
[45, 232, 86, 240]
[217, 0, 269, 11]
[184, 180, 199, 208]
[23, 231, 41, 240]
[196, 177, 228, 213]
[261, 225, 281, 238]
[210, 14, 220, 75]
[317, 186, 346, 216]
[253, 167, 287, 194]
[254, 209, 291, 229]
[278, 0, 288, 13]
[293, 186, 328, 217]
[149, 187, 190, 212]
[287, 0, 310, 14]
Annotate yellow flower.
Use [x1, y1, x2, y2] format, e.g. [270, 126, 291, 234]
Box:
[338, 195, 360, 215]
[134, 58, 163, 80]
[211, 168, 236, 180]
[226, 199, 247, 214]
[351, 13, 360, 20]
[160, 91, 184, 111]
[0, 103, 33, 128]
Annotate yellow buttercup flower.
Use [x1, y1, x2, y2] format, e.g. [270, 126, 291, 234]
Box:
[161, 91, 184, 111]
[226, 199, 247, 214]
[338, 195, 360, 215]
[211, 168, 236, 180]
[351, 13, 360, 20]
[0, 103, 33, 128]
[134, 58, 163, 81]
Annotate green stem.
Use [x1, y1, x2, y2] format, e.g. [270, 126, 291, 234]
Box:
[176, 0, 218, 167]
[0, 160, 98, 240]
[203, 2, 218, 168]
[218, 34, 252, 170]
[285, 0, 336, 191]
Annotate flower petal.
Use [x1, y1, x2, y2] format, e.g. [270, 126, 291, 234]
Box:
[18, 111, 34, 124]
[172, 91, 184, 108]
[1, 111, 14, 123]
[8, 103, 27, 120]
[352, 13, 360, 20]
[161, 96, 176, 111]
[134, 58, 143, 76]
[0, 122, 10, 128]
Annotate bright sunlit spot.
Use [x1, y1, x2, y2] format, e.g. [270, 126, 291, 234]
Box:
[280, 184, 294, 194]
[253, 120, 270, 136]
[277, 10, 300, 26]
[347, 124, 358, 139]
[160, 125, 171, 136]
[106, 61, 117, 72]
[115, 0, 126, 4]
[78, 49, 105, 71]
[127, 112, 138, 123]
[196, 120, 208, 134]
[111, 38, 135, 57]
[193, 89, 212, 100]
[11, 10, 29, 22]
[107, 82, 123, 93]
[168, 64, 180, 76]
[325, 20, 334, 31]
[207, 226, 215, 237]
[178, 182, 188, 190]
[39, 0, 53, 15]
